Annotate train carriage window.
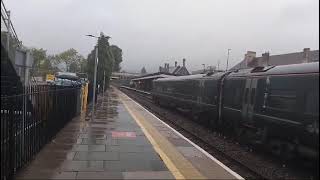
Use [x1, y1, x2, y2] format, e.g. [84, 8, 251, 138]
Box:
[157, 84, 162, 92]
[267, 89, 296, 112]
[266, 76, 300, 113]
[244, 88, 249, 104]
[223, 81, 234, 106]
[305, 90, 319, 115]
[300, 75, 319, 115]
[250, 88, 256, 105]
[233, 87, 242, 106]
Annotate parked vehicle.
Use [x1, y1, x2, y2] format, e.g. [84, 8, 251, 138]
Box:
[51, 72, 82, 86]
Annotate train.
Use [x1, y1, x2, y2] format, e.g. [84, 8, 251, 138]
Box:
[151, 62, 319, 160]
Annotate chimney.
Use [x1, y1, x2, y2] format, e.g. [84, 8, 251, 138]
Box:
[262, 52, 270, 66]
[175, 61, 177, 67]
[164, 63, 169, 72]
[245, 51, 256, 67]
[303, 48, 310, 63]
[183, 58, 186, 67]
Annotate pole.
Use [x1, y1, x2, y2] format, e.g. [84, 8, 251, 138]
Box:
[92, 46, 98, 121]
[226, 49, 231, 71]
[6, 10, 11, 52]
[217, 60, 220, 71]
[103, 70, 105, 97]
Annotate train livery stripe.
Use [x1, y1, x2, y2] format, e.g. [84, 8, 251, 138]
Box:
[119, 89, 244, 180]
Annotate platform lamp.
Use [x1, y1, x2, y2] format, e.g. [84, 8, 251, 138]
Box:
[85, 34, 99, 121]
[226, 49, 231, 71]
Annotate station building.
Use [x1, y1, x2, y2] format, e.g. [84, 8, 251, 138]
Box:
[131, 73, 173, 91]
[131, 59, 190, 91]
[111, 72, 140, 86]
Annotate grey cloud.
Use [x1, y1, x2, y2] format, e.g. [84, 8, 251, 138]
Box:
[5, 0, 319, 73]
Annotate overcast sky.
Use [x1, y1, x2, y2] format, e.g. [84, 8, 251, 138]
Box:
[4, 0, 319, 73]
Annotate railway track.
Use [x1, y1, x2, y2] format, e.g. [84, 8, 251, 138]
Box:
[119, 86, 318, 180]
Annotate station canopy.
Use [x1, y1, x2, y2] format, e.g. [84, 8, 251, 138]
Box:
[131, 74, 173, 81]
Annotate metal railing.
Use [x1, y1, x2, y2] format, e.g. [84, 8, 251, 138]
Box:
[1, 85, 81, 180]
[1, 1, 22, 49]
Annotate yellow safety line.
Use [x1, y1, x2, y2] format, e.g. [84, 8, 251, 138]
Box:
[119, 92, 206, 180]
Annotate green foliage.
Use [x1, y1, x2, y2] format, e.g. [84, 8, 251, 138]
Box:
[110, 45, 123, 72]
[87, 33, 114, 89]
[30, 48, 53, 77]
[56, 48, 86, 73]
[30, 48, 86, 78]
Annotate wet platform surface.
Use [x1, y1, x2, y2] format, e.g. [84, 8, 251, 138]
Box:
[15, 87, 242, 179]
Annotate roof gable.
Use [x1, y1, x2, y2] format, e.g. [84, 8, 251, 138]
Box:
[230, 50, 319, 70]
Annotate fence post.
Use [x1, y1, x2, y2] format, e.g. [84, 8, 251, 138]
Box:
[8, 90, 16, 179]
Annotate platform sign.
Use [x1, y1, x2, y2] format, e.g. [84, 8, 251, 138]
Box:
[111, 131, 136, 138]
[46, 74, 55, 81]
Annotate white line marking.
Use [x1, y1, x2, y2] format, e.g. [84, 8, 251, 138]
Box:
[121, 91, 244, 180]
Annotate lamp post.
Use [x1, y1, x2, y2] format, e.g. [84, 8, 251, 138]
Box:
[226, 49, 231, 71]
[85, 34, 99, 121]
[103, 70, 105, 97]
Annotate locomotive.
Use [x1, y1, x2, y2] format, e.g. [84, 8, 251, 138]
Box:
[151, 62, 319, 160]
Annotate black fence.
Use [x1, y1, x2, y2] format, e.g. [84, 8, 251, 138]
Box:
[1, 85, 81, 180]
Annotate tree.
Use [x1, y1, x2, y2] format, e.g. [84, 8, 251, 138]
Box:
[30, 48, 51, 77]
[30, 48, 86, 78]
[47, 55, 60, 72]
[80, 58, 88, 72]
[140, 67, 147, 75]
[56, 48, 85, 73]
[110, 45, 123, 72]
[86, 32, 117, 101]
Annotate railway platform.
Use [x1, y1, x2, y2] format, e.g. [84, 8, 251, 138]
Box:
[15, 87, 243, 179]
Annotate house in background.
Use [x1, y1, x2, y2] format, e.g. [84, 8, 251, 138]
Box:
[159, 58, 190, 76]
[131, 58, 190, 91]
[230, 48, 319, 70]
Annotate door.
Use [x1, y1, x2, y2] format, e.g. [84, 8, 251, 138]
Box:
[242, 78, 258, 124]
[197, 79, 205, 104]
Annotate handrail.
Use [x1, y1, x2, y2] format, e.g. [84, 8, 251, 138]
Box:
[1, 1, 22, 47]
